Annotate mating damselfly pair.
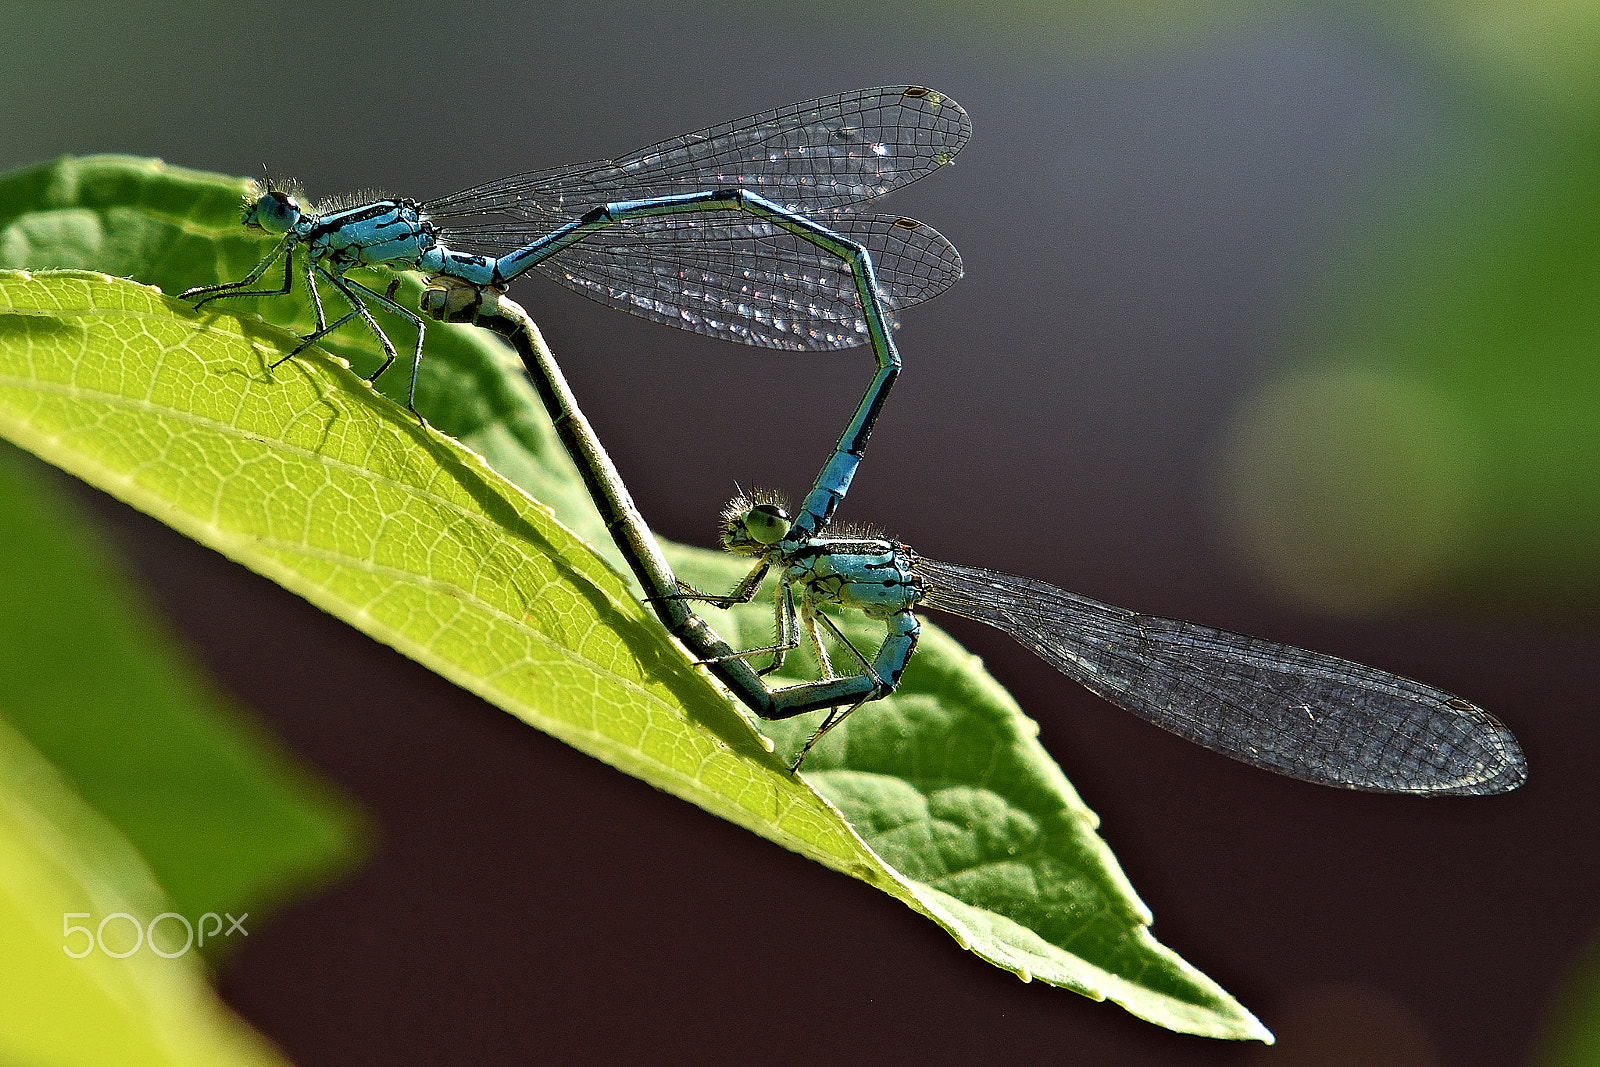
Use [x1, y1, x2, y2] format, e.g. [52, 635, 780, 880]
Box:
[184, 86, 1526, 795]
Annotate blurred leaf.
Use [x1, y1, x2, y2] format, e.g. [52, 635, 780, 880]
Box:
[0, 440, 365, 933]
[1390, 0, 1600, 113]
[0, 155, 1271, 1040]
[1535, 925, 1600, 1067]
[0, 715, 291, 1067]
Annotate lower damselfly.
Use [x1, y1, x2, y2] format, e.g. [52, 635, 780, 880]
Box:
[690, 493, 1526, 789]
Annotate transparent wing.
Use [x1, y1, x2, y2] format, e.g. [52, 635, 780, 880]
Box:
[915, 557, 1527, 795]
[424, 86, 968, 349]
[440, 214, 961, 350]
[424, 86, 970, 218]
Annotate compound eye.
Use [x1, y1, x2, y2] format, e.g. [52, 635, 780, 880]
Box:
[243, 189, 300, 234]
[745, 503, 790, 545]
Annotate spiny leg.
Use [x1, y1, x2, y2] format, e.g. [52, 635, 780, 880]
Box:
[680, 576, 803, 671]
[277, 305, 362, 365]
[757, 581, 796, 676]
[303, 249, 329, 333]
[815, 608, 881, 680]
[344, 275, 429, 415]
[789, 610, 893, 770]
[271, 266, 428, 416]
[668, 559, 770, 609]
[180, 238, 293, 308]
[272, 254, 356, 369]
[791, 696, 870, 772]
[305, 266, 398, 379]
[279, 266, 426, 416]
[801, 598, 836, 682]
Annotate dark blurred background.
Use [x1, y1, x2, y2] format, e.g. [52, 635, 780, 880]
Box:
[5, 1, 1599, 1063]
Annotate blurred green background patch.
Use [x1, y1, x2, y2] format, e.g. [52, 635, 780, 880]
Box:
[1212, 23, 1600, 616]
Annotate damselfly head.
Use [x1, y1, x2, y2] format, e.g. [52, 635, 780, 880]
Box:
[242, 173, 304, 234]
[720, 490, 790, 555]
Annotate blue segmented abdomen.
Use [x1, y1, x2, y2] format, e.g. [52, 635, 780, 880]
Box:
[430, 248, 500, 286]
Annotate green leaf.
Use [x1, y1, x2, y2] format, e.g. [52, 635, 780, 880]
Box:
[0, 714, 292, 1066]
[0, 155, 1270, 1041]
